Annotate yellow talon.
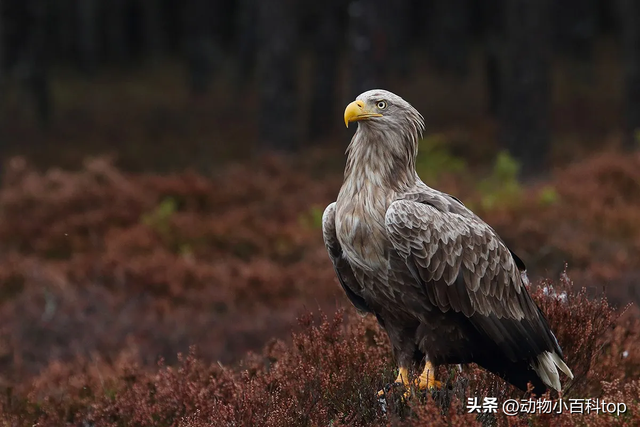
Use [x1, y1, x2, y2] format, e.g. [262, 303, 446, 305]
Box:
[395, 367, 410, 386]
[378, 363, 442, 399]
[377, 367, 410, 397]
[417, 361, 442, 390]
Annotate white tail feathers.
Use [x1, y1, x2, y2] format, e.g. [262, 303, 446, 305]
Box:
[533, 351, 574, 392]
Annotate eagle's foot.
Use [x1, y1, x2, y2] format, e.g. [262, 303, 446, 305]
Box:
[377, 367, 411, 398]
[416, 361, 442, 391]
[377, 363, 442, 399]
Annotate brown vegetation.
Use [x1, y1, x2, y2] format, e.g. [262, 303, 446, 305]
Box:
[0, 151, 639, 425]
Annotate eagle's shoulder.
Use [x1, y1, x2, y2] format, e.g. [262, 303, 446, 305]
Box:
[394, 186, 527, 273]
[384, 195, 530, 319]
[398, 185, 481, 220]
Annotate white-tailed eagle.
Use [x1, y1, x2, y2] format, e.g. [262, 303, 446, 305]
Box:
[322, 89, 573, 396]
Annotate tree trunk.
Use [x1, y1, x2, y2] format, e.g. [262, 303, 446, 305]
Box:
[308, 0, 341, 140]
[183, 0, 220, 94]
[617, 0, 640, 149]
[553, 0, 597, 62]
[0, 0, 4, 85]
[500, 0, 551, 177]
[105, 0, 129, 62]
[235, 0, 257, 89]
[256, 0, 298, 152]
[427, 0, 470, 77]
[139, 0, 165, 60]
[77, 0, 99, 74]
[347, 0, 387, 98]
[482, 0, 505, 116]
[51, 0, 75, 61]
[24, 0, 51, 127]
[387, 0, 411, 78]
[0, 0, 2, 180]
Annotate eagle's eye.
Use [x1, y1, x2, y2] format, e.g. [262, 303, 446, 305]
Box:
[376, 101, 387, 110]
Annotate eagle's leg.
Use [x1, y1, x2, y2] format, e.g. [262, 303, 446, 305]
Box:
[416, 360, 442, 390]
[377, 367, 410, 398]
[394, 367, 411, 386]
[377, 364, 442, 399]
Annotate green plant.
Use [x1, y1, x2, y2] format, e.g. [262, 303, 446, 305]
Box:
[298, 205, 325, 229]
[538, 185, 560, 206]
[415, 134, 466, 183]
[477, 151, 523, 211]
[141, 197, 178, 240]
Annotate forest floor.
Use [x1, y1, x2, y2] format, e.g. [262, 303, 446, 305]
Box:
[0, 149, 638, 425]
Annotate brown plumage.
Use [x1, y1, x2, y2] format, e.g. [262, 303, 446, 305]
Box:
[322, 89, 573, 395]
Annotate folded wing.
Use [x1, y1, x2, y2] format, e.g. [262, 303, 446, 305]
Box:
[385, 198, 572, 391]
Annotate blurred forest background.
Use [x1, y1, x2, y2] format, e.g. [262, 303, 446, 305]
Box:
[1, 0, 640, 173]
[1, 0, 640, 425]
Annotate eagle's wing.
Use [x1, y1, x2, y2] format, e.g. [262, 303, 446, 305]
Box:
[322, 202, 371, 314]
[385, 197, 533, 319]
[385, 198, 572, 389]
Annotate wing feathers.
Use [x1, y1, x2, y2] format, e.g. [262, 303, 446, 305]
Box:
[385, 198, 571, 390]
[534, 351, 570, 391]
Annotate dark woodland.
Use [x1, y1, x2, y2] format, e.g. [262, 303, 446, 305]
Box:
[0, 0, 639, 425]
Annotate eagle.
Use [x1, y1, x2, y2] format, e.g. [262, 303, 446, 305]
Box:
[322, 89, 573, 396]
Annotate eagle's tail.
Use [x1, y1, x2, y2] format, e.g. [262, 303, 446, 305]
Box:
[533, 351, 574, 392]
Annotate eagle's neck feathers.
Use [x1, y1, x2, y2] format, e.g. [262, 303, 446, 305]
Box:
[335, 122, 420, 270]
[342, 124, 419, 197]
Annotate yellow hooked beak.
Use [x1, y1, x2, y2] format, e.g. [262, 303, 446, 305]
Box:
[344, 100, 383, 128]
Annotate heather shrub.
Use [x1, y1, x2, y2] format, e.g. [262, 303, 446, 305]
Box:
[0, 156, 341, 383]
[2, 274, 637, 426]
[0, 153, 639, 425]
[480, 152, 640, 304]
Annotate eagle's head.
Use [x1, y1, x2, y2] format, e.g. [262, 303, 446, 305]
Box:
[344, 89, 425, 139]
[342, 89, 425, 189]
